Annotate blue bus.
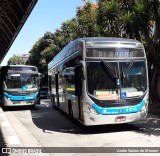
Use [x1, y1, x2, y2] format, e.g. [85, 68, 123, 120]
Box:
[0, 65, 40, 109]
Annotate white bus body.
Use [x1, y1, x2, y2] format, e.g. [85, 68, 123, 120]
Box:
[0, 65, 40, 108]
[48, 37, 149, 126]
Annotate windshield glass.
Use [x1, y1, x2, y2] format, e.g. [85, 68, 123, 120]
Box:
[120, 61, 147, 98]
[87, 61, 147, 100]
[3, 73, 39, 92]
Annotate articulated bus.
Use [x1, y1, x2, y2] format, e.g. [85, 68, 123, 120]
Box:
[0, 65, 40, 109]
[39, 73, 49, 98]
[48, 37, 149, 126]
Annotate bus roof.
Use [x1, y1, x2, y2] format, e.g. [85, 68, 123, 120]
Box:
[74, 37, 141, 43]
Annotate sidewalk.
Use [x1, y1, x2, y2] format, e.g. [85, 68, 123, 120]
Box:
[0, 107, 22, 147]
[0, 107, 48, 156]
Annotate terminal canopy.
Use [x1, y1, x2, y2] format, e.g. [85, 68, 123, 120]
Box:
[0, 0, 38, 63]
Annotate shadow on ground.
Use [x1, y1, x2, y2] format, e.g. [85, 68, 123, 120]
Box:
[3, 100, 160, 137]
[30, 103, 140, 135]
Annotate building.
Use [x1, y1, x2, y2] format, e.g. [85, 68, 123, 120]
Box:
[15, 54, 30, 64]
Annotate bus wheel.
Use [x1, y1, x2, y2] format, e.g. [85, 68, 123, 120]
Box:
[68, 101, 73, 118]
[1, 105, 7, 110]
[29, 104, 35, 110]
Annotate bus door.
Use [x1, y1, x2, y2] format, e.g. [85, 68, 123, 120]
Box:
[75, 66, 83, 120]
[62, 68, 74, 111]
[58, 73, 66, 108]
[48, 75, 53, 101]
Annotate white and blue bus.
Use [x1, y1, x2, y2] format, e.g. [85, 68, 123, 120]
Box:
[0, 65, 40, 109]
[48, 37, 149, 126]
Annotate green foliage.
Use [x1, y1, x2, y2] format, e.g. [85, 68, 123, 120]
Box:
[26, 32, 54, 73]
[97, 0, 119, 36]
[7, 55, 24, 65]
[25, 0, 160, 102]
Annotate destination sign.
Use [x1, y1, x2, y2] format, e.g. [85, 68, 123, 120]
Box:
[86, 48, 144, 58]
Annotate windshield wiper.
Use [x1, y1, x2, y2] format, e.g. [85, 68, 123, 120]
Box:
[123, 60, 134, 77]
[101, 60, 117, 79]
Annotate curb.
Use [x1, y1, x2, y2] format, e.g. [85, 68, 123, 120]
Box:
[0, 107, 47, 156]
[0, 107, 22, 147]
[5, 111, 43, 147]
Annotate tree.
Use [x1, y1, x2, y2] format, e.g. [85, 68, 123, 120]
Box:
[97, 0, 119, 37]
[77, 2, 99, 37]
[26, 32, 54, 73]
[26, 0, 160, 108]
[7, 55, 24, 65]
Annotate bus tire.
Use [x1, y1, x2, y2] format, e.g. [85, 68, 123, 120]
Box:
[1, 104, 7, 110]
[29, 104, 35, 110]
[68, 101, 73, 118]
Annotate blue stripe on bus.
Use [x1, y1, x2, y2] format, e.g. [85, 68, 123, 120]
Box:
[92, 100, 145, 115]
[3, 92, 38, 101]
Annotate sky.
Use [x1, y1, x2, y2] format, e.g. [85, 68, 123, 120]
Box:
[1, 0, 90, 65]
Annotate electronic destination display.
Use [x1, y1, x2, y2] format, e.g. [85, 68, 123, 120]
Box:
[86, 48, 144, 58]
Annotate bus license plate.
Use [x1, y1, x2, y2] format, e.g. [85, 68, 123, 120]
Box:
[20, 101, 26, 105]
[115, 116, 126, 122]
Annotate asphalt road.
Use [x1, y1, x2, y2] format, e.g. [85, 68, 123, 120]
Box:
[1, 99, 160, 156]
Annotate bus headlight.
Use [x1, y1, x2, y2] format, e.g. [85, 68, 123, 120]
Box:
[140, 100, 148, 112]
[140, 101, 148, 119]
[86, 103, 99, 115]
[141, 105, 146, 111]
[4, 96, 11, 101]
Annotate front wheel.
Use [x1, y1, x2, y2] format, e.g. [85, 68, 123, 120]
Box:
[29, 104, 35, 110]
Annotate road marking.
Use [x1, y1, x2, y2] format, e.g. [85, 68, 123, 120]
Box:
[7, 136, 21, 145]
[0, 113, 5, 116]
[0, 107, 22, 146]
[1, 121, 10, 127]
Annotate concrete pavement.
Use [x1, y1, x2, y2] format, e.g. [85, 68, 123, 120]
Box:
[0, 107, 22, 147]
[0, 107, 48, 156]
[1, 105, 160, 156]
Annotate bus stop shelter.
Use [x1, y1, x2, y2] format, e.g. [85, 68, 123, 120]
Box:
[0, 0, 38, 63]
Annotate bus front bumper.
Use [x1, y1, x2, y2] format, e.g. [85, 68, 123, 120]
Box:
[83, 110, 147, 126]
[3, 98, 35, 106]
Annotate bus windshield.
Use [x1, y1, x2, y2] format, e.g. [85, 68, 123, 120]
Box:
[87, 61, 147, 100]
[3, 73, 39, 92]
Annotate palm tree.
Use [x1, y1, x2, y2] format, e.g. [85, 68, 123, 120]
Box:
[149, 0, 160, 102]
[77, 1, 99, 37]
[97, 0, 120, 37]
